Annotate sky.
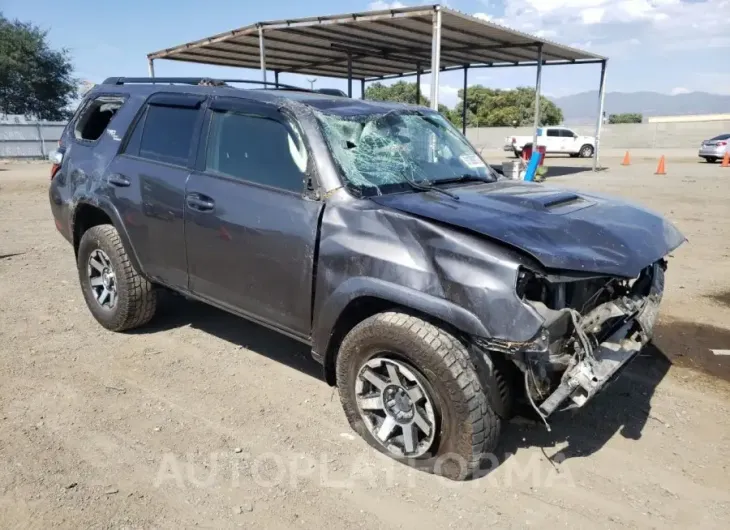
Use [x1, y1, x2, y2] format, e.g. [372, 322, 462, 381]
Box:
[3, 0, 729, 108]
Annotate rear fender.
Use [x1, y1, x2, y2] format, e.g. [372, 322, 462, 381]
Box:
[70, 198, 145, 275]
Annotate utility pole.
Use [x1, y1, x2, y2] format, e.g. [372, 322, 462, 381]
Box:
[306, 77, 318, 90]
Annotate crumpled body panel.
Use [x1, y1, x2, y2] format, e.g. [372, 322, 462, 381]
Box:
[311, 195, 548, 353]
[370, 181, 685, 278]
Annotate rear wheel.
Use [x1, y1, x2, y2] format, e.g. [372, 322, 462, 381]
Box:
[704, 157, 718, 163]
[77, 225, 157, 331]
[336, 312, 500, 480]
[579, 144, 595, 158]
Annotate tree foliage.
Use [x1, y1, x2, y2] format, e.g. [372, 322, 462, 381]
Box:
[454, 86, 563, 128]
[364, 82, 564, 129]
[365, 81, 430, 106]
[0, 13, 76, 120]
[608, 113, 642, 124]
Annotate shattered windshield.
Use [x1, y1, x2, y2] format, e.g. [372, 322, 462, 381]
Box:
[317, 109, 495, 195]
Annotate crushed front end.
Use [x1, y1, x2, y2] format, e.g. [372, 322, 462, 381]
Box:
[476, 261, 666, 420]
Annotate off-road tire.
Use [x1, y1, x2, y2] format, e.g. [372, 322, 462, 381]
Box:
[336, 312, 500, 480]
[77, 224, 157, 331]
[579, 144, 595, 158]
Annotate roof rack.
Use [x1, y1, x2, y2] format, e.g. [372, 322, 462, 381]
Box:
[100, 77, 312, 92]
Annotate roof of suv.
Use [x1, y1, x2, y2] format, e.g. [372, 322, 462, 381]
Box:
[94, 79, 423, 116]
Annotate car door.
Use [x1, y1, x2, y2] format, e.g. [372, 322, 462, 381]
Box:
[184, 97, 323, 338]
[560, 128, 578, 153]
[545, 128, 561, 152]
[108, 93, 206, 289]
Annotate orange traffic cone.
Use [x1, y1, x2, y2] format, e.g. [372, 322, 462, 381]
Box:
[722, 152, 730, 167]
[621, 151, 631, 166]
[655, 156, 667, 175]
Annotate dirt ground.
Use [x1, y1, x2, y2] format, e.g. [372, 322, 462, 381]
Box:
[1, 157, 729, 529]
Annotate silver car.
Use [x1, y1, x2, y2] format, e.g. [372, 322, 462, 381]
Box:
[699, 133, 729, 163]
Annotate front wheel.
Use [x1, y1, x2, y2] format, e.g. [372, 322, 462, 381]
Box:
[579, 144, 595, 158]
[77, 225, 157, 331]
[336, 312, 499, 480]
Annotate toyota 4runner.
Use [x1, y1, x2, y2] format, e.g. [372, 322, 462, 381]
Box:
[49, 77, 685, 480]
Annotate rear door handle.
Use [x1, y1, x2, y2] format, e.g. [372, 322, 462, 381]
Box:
[108, 173, 131, 187]
[186, 193, 215, 212]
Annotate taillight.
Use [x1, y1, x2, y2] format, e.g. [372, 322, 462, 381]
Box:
[719, 141, 728, 146]
[50, 146, 64, 180]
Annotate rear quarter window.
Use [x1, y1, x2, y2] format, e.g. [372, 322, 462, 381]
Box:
[73, 95, 126, 142]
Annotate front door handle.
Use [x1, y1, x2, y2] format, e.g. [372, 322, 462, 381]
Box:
[186, 193, 215, 212]
[108, 173, 131, 187]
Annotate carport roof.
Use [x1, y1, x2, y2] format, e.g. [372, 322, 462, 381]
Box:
[147, 4, 605, 81]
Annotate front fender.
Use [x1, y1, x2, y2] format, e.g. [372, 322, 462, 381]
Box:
[311, 276, 491, 362]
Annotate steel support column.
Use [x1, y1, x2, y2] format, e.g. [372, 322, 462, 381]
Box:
[532, 44, 543, 152]
[347, 53, 353, 97]
[416, 63, 422, 105]
[429, 7, 442, 110]
[258, 26, 267, 84]
[462, 65, 468, 134]
[274, 71, 279, 88]
[593, 59, 608, 171]
[361, 78, 365, 100]
[147, 58, 155, 78]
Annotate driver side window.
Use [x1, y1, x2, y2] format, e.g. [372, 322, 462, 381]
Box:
[205, 110, 308, 193]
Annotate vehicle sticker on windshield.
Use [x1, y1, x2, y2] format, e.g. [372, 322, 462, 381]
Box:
[460, 153, 487, 169]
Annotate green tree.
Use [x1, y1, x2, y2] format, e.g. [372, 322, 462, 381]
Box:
[365, 81, 429, 106]
[0, 13, 76, 119]
[365, 82, 465, 126]
[608, 113, 642, 124]
[454, 86, 563, 127]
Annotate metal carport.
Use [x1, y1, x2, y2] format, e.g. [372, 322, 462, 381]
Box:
[147, 4, 608, 170]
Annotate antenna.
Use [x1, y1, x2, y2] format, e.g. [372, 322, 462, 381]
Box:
[306, 77, 318, 90]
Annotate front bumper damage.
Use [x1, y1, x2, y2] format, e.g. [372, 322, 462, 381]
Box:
[538, 262, 665, 416]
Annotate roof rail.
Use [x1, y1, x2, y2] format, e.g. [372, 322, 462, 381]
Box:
[100, 77, 312, 92]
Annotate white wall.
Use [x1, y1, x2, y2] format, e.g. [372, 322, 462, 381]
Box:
[466, 121, 730, 150]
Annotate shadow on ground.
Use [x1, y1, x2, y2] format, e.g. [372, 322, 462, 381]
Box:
[133, 295, 322, 380]
[132, 295, 728, 479]
[545, 165, 597, 177]
[495, 342, 671, 471]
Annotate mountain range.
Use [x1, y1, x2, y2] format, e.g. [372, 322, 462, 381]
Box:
[550, 91, 730, 124]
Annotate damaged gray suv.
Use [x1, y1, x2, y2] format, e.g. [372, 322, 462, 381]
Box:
[49, 77, 685, 480]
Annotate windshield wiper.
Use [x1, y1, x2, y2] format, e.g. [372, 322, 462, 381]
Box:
[403, 177, 460, 200]
[434, 174, 494, 185]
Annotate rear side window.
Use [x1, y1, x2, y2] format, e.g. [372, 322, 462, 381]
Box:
[138, 105, 198, 166]
[74, 96, 125, 141]
[204, 110, 308, 193]
[123, 94, 203, 166]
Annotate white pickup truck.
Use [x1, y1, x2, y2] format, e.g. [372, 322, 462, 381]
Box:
[505, 127, 596, 158]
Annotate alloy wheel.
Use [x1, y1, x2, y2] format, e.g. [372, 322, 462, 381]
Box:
[355, 357, 437, 458]
[87, 249, 117, 309]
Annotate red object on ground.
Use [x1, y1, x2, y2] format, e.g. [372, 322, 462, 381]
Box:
[522, 144, 532, 161]
[536, 145, 546, 166]
[522, 144, 546, 166]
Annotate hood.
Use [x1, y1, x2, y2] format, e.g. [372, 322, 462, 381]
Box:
[370, 181, 685, 278]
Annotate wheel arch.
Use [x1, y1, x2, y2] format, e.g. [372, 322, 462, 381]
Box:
[312, 278, 491, 386]
[71, 201, 145, 276]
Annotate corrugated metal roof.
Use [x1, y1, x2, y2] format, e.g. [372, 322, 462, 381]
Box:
[148, 5, 604, 81]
